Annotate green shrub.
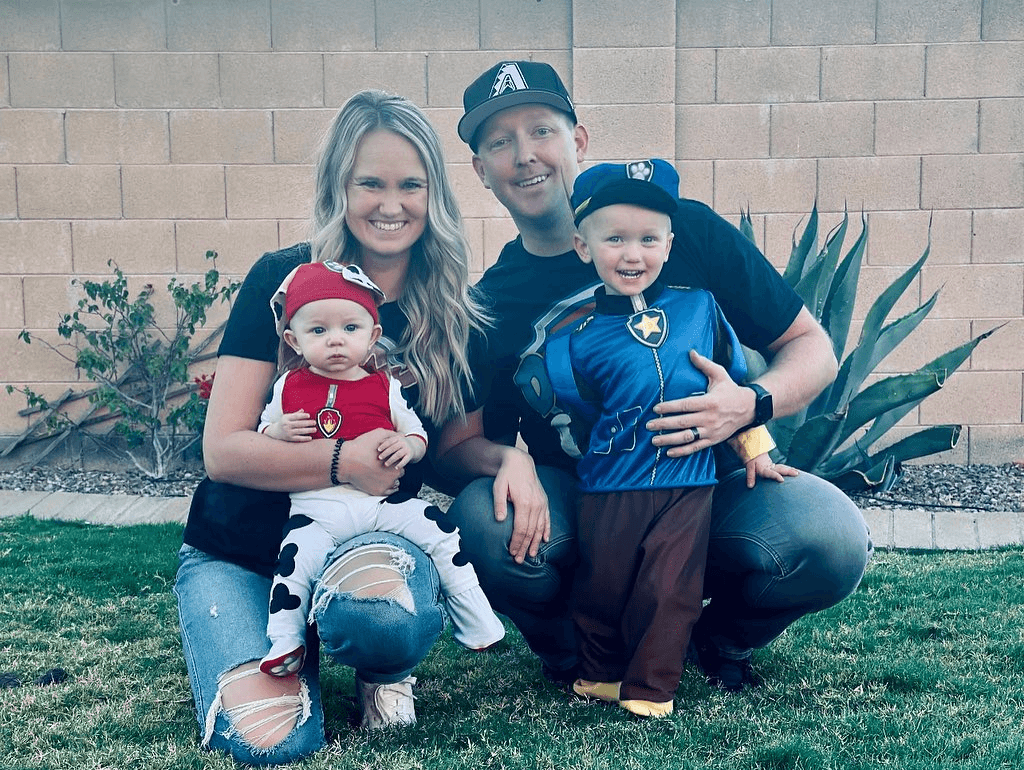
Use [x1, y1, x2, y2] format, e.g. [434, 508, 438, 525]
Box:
[741, 205, 998, 492]
[6, 251, 239, 478]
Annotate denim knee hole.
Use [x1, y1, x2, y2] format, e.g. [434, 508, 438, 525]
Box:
[204, 664, 311, 753]
[316, 544, 417, 615]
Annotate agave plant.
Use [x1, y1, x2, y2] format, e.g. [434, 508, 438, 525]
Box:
[740, 204, 998, 493]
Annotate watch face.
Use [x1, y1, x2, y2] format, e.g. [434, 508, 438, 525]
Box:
[748, 384, 772, 426]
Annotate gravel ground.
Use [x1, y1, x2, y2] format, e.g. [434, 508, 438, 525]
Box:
[0, 467, 207, 498]
[0, 462, 1021, 512]
[845, 462, 1023, 512]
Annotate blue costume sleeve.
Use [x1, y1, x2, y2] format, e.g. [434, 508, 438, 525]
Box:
[544, 332, 599, 425]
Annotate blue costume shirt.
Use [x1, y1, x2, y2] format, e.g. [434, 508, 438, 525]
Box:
[545, 282, 745, 493]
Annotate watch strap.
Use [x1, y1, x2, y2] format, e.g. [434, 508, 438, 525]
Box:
[744, 383, 772, 427]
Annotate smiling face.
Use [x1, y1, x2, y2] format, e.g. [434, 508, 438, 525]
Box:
[575, 204, 674, 296]
[345, 128, 429, 265]
[471, 104, 586, 225]
[283, 298, 382, 380]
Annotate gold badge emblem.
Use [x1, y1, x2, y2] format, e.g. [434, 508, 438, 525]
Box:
[627, 308, 668, 349]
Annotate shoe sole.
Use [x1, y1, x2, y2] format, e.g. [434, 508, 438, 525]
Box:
[620, 698, 674, 718]
[260, 647, 305, 677]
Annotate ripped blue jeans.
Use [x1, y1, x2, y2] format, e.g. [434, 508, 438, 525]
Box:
[174, 532, 444, 766]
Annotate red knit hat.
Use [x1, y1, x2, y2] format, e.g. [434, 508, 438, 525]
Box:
[276, 261, 385, 326]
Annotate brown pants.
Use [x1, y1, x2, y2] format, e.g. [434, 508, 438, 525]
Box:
[571, 486, 713, 703]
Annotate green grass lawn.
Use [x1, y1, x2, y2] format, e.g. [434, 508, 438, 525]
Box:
[1, 515, 1022, 770]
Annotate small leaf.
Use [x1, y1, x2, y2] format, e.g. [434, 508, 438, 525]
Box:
[810, 211, 849, 318]
[782, 201, 818, 286]
[739, 207, 757, 245]
[819, 211, 867, 363]
[916, 324, 1002, 378]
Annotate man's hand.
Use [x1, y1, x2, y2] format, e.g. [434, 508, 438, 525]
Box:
[339, 428, 404, 496]
[432, 409, 551, 562]
[492, 448, 551, 564]
[646, 350, 755, 457]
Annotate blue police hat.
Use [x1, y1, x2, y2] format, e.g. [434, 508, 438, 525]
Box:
[571, 159, 679, 226]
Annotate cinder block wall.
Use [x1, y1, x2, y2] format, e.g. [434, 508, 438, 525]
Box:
[1, 0, 1021, 464]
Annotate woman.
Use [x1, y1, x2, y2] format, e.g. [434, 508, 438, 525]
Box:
[174, 90, 490, 765]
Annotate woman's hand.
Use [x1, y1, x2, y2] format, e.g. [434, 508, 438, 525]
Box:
[338, 429, 405, 496]
[493, 448, 550, 564]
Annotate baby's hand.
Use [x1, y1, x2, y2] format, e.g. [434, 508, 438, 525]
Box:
[744, 453, 799, 489]
[377, 432, 425, 468]
[264, 411, 316, 442]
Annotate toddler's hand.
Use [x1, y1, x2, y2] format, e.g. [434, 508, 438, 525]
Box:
[377, 433, 424, 468]
[264, 411, 316, 442]
[745, 453, 799, 489]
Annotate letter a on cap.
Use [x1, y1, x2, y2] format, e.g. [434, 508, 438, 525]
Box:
[491, 62, 528, 97]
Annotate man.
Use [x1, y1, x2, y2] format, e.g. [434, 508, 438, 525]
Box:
[434, 61, 872, 692]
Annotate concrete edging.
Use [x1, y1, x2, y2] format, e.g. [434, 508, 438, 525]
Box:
[860, 507, 1023, 551]
[1, 490, 1021, 552]
[0, 489, 190, 526]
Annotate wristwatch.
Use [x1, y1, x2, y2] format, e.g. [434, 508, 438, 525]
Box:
[744, 383, 773, 428]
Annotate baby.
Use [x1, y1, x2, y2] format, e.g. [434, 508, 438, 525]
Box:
[258, 260, 504, 676]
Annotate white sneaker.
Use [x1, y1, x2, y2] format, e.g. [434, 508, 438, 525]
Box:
[356, 675, 417, 729]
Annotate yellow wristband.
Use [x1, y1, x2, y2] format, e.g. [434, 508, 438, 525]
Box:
[731, 426, 776, 463]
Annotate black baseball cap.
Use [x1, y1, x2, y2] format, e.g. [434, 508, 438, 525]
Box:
[459, 61, 577, 150]
[571, 159, 680, 226]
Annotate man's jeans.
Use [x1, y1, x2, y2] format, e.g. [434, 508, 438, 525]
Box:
[446, 464, 873, 669]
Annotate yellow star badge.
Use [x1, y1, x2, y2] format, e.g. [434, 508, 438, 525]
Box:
[627, 308, 669, 348]
[633, 312, 662, 339]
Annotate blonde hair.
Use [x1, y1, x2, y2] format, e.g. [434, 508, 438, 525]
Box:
[308, 90, 489, 424]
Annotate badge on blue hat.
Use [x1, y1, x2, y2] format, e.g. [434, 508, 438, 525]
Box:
[572, 159, 680, 226]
